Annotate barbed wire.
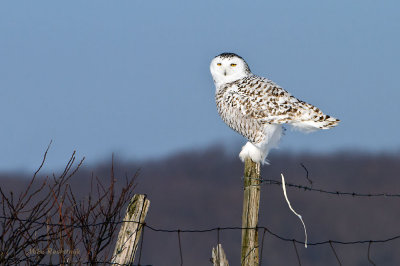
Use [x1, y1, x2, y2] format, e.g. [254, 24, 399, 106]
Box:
[7, 215, 391, 266]
[2, 212, 396, 265]
[1, 214, 399, 246]
[258, 177, 400, 198]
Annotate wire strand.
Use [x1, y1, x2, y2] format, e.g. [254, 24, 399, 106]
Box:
[292, 240, 301, 266]
[1, 215, 399, 246]
[259, 178, 400, 198]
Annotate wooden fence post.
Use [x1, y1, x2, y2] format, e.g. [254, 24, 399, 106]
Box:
[212, 244, 229, 266]
[241, 158, 261, 266]
[112, 194, 150, 265]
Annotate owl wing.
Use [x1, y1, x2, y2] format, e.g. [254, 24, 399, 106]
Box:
[233, 76, 339, 129]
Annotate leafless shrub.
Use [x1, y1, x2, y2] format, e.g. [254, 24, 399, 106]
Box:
[0, 143, 137, 265]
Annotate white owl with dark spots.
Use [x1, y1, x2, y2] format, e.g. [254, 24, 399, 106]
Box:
[210, 53, 340, 164]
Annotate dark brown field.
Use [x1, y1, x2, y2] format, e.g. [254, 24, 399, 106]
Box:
[1, 146, 400, 265]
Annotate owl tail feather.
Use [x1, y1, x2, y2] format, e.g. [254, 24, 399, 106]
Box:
[291, 116, 340, 133]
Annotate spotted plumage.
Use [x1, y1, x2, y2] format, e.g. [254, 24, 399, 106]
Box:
[210, 53, 339, 164]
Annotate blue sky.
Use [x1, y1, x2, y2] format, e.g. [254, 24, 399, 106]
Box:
[1, 1, 399, 171]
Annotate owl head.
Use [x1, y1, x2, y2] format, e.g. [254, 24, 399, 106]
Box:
[210, 53, 252, 87]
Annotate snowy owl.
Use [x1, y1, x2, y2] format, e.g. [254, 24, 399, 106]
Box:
[210, 52, 339, 164]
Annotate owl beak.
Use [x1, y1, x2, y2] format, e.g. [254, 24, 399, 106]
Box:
[224, 70, 227, 76]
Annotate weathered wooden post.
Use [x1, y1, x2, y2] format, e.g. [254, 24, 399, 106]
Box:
[212, 244, 230, 266]
[112, 194, 150, 265]
[241, 158, 261, 265]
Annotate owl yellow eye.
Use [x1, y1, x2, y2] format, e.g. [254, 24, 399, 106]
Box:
[230, 63, 237, 67]
[217, 63, 222, 66]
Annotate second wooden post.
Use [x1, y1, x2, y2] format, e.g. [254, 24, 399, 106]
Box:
[241, 157, 261, 266]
